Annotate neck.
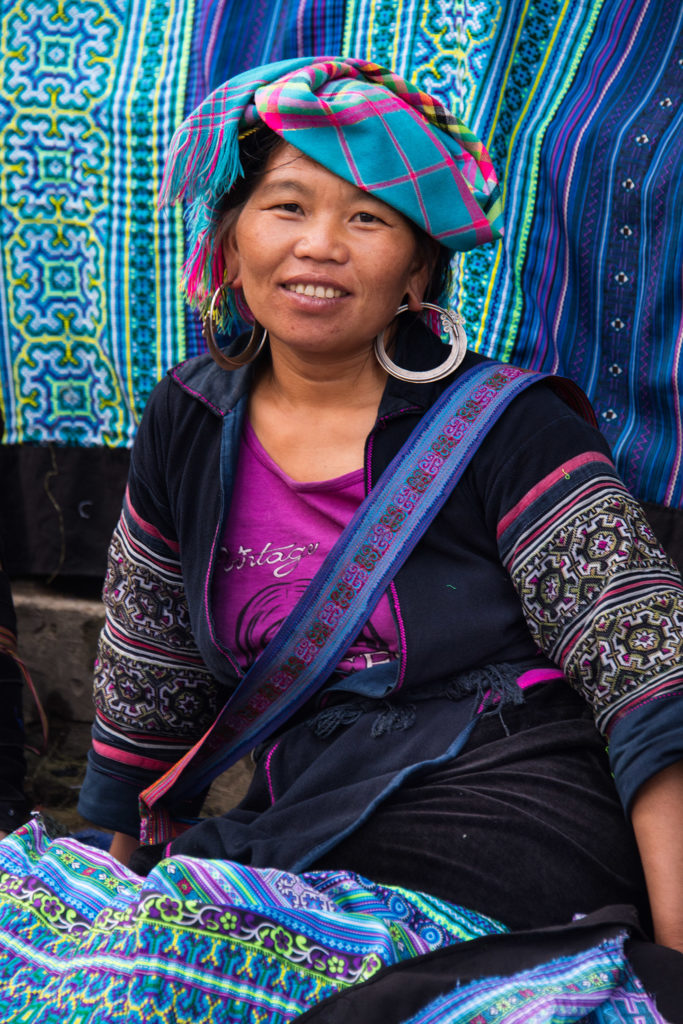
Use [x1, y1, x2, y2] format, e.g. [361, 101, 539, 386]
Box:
[256, 339, 388, 412]
[247, 339, 388, 482]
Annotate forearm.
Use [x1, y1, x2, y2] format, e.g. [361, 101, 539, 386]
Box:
[630, 760, 683, 953]
[109, 831, 140, 867]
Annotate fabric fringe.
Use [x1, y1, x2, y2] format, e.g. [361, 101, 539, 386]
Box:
[445, 663, 525, 708]
[308, 699, 417, 739]
[308, 664, 527, 741]
[370, 702, 417, 737]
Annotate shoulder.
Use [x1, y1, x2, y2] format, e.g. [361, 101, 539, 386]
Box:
[459, 365, 615, 530]
[136, 349, 254, 438]
[167, 352, 248, 417]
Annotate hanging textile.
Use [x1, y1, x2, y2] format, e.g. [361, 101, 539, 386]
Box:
[0, 0, 191, 448]
[344, 0, 683, 508]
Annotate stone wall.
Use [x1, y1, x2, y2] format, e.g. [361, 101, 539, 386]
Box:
[12, 581, 252, 834]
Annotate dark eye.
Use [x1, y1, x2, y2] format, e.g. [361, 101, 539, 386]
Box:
[277, 202, 302, 214]
[355, 211, 380, 223]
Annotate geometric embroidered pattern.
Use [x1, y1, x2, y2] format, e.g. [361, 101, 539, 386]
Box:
[0, 819, 666, 1023]
[92, 508, 221, 753]
[500, 463, 683, 735]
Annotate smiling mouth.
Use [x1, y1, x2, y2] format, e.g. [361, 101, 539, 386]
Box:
[284, 283, 346, 299]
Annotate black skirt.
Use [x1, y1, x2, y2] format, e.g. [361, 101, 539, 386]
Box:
[310, 681, 651, 933]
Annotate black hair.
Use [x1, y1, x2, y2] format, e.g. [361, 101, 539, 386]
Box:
[213, 125, 285, 250]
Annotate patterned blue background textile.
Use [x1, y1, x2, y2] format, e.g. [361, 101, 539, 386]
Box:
[0, 0, 189, 447]
[1, 0, 682, 512]
[345, 0, 683, 508]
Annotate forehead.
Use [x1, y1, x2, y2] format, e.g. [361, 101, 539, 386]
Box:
[257, 143, 392, 208]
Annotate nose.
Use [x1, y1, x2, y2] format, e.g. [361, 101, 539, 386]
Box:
[292, 214, 348, 263]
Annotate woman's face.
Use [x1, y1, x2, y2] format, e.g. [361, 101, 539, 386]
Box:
[224, 144, 428, 363]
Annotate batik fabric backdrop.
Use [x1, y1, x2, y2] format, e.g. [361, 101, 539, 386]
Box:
[0, 0, 681, 574]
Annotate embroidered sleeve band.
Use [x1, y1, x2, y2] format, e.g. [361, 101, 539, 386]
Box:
[77, 493, 224, 834]
[498, 457, 683, 741]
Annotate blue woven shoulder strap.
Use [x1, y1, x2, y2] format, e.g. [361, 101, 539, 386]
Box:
[140, 361, 592, 842]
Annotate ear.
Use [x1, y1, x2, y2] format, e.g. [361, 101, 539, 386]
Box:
[221, 222, 242, 290]
[404, 257, 430, 312]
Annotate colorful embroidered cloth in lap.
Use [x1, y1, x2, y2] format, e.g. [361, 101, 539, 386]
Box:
[0, 820, 668, 1022]
[400, 944, 665, 1024]
[344, 0, 683, 507]
[0, 819, 503, 1021]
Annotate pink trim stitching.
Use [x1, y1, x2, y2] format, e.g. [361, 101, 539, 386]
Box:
[264, 741, 280, 805]
[497, 452, 613, 538]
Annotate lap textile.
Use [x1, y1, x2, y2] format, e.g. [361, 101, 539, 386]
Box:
[0, 818, 502, 1022]
[0, 820, 675, 1022]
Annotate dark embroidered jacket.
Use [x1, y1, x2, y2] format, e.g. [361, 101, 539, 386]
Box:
[78, 325, 683, 836]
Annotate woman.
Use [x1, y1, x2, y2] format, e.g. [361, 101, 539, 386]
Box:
[2, 57, 681, 1021]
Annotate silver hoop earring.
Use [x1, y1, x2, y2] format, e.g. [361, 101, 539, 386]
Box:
[374, 302, 467, 383]
[202, 285, 268, 370]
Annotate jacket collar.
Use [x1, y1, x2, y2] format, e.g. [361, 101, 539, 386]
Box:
[169, 317, 485, 419]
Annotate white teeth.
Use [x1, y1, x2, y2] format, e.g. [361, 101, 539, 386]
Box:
[286, 283, 344, 298]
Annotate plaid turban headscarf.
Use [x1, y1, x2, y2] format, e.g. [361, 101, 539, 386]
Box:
[159, 56, 503, 325]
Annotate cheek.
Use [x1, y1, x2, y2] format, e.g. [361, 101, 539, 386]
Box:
[382, 233, 423, 291]
[229, 243, 271, 300]
[376, 253, 422, 305]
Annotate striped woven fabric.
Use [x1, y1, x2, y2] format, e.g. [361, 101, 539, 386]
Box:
[159, 56, 503, 323]
[344, 0, 683, 508]
[0, 819, 667, 1022]
[0, 818, 504, 1022]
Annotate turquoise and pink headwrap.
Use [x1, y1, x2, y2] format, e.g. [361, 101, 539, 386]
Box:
[159, 56, 503, 326]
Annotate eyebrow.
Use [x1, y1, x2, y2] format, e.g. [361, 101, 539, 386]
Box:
[255, 177, 395, 217]
[257, 179, 312, 197]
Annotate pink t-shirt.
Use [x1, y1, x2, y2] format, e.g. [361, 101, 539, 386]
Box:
[212, 421, 399, 672]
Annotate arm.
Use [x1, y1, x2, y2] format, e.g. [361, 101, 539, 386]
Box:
[631, 760, 683, 954]
[78, 383, 226, 847]
[487, 394, 683, 948]
[109, 831, 140, 866]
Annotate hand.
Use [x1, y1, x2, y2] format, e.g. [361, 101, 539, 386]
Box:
[631, 760, 683, 955]
[128, 842, 166, 876]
